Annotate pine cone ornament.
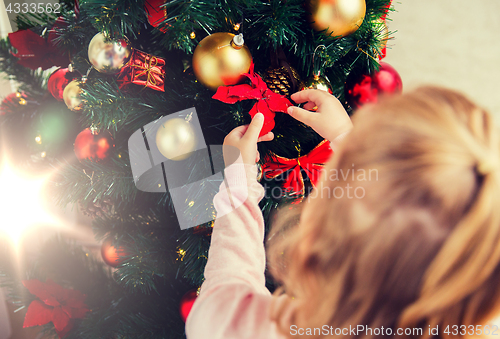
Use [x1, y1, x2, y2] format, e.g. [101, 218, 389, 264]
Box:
[79, 198, 116, 219]
[262, 66, 303, 97]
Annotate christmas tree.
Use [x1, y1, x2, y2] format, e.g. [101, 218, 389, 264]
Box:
[0, 0, 400, 337]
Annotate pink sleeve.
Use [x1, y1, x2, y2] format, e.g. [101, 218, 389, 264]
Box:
[185, 163, 285, 339]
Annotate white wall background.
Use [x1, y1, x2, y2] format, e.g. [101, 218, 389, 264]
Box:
[384, 0, 500, 124]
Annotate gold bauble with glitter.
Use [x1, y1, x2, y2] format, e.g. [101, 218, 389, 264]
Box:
[88, 32, 132, 74]
[262, 66, 304, 97]
[310, 0, 366, 38]
[192, 32, 252, 90]
[300, 74, 333, 94]
[63, 79, 83, 111]
[156, 118, 197, 161]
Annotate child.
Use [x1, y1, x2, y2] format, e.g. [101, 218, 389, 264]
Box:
[185, 87, 500, 339]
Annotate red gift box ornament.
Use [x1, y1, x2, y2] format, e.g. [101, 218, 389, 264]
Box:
[22, 279, 89, 338]
[117, 49, 165, 92]
[212, 62, 292, 137]
[261, 139, 333, 195]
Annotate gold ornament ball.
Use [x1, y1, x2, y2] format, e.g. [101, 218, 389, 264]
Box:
[310, 0, 366, 38]
[63, 79, 84, 111]
[300, 74, 333, 94]
[156, 118, 197, 161]
[88, 32, 132, 74]
[192, 32, 252, 90]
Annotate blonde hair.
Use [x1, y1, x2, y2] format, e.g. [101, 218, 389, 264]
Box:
[267, 87, 500, 338]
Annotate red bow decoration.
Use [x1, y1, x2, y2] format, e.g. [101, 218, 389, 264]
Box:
[117, 49, 165, 92]
[8, 29, 69, 70]
[22, 279, 89, 338]
[261, 139, 333, 195]
[212, 63, 292, 137]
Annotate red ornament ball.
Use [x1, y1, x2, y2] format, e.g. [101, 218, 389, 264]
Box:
[74, 128, 114, 161]
[144, 0, 168, 32]
[48, 68, 77, 101]
[101, 239, 128, 267]
[179, 289, 198, 322]
[345, 62, 402, 109]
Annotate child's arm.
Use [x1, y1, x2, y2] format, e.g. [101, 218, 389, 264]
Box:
[186, 114, 282, 339]
[288, 89, 353, 142]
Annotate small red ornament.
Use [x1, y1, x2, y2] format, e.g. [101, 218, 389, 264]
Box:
[22, 279, 89, 338]
[144, 0, 168, 32]
[74, 128, 114, 161]
[213, 62, 292, 137]
[345, 62, 402, 110]
[116, 49, 166, 92]
[48, 68, 78, 101]
[179, 289, 198, 322]
[101, 239, 128, 267]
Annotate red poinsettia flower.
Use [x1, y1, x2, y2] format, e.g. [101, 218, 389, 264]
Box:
[22, 279, 89, 338]
[213, 63, 292, 136]
[8, 28, 69, 70]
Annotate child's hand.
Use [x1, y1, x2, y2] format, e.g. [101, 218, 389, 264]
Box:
[223, 113, 274, 167]
[288, 89, 353, 142]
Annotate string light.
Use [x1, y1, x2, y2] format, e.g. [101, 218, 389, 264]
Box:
[233, 23, 240, 30]
[19, 98, 27, 105]
[177, 248, 186, 261]
[35, 135, 42, 144]
[40, 152, 47, 158]
[190, 31, 196, 39]
[15, 92, 22, 98]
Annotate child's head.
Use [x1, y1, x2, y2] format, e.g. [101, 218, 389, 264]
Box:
[268, 86, 500, 338]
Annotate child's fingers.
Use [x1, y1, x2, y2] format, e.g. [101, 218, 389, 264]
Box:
[258, 132, 274, 142]
[224, 124, 249, 143]
[287, 106, 316, 126]
[290, 89, 329, 105]
[243, 113, 265, 142]
[303, 102, 317, 111]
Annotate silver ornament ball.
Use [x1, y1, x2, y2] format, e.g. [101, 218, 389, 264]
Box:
[63, 79, 83, 111]
[156, 118, 197, 161]
[88, 32, 132, 74]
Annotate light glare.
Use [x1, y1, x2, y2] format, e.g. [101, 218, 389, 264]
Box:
[0, 161, 56, 244]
